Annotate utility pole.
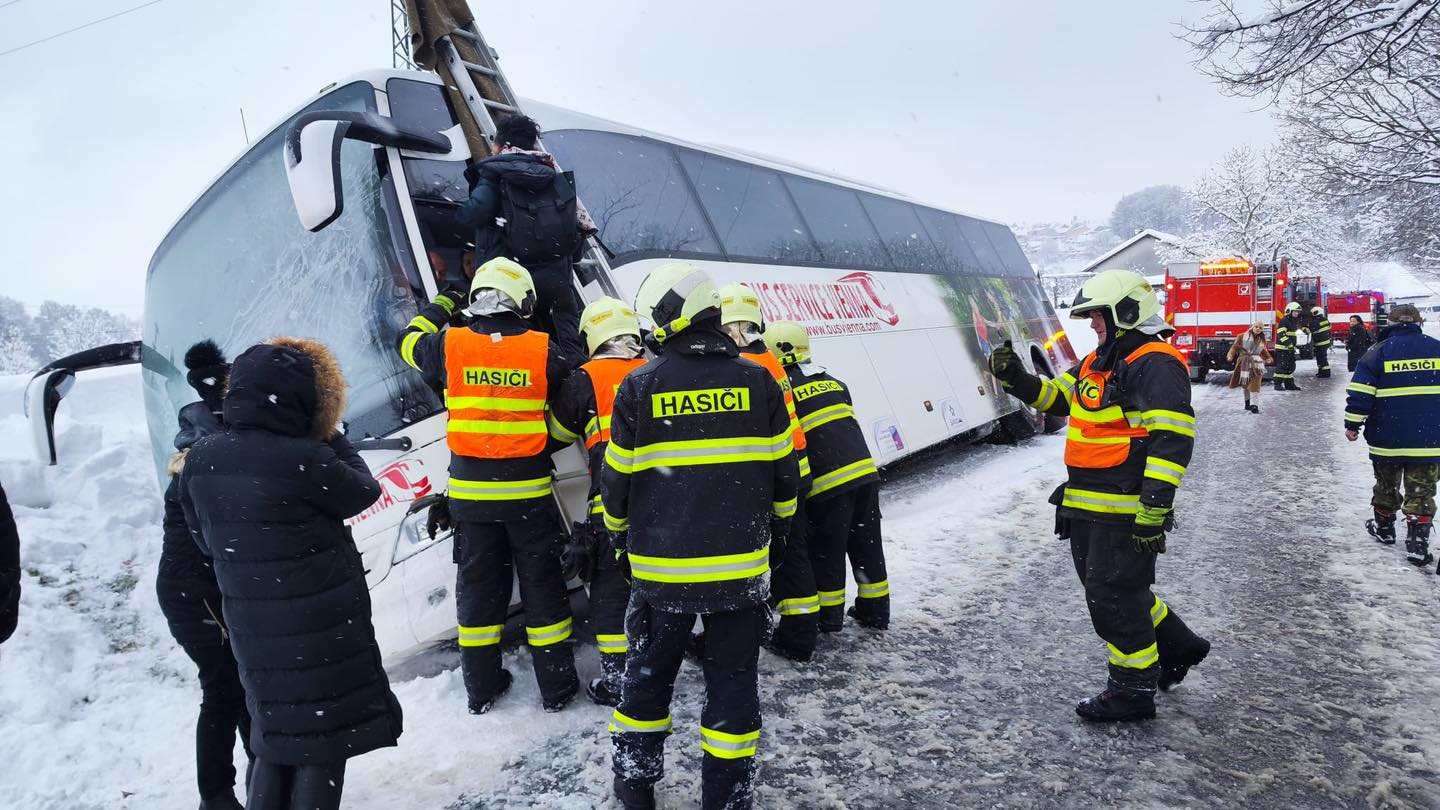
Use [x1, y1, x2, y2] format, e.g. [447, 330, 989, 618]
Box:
[391, 0, 415, 69]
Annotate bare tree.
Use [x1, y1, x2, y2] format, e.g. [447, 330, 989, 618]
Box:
[1109, 185, 1195, 238]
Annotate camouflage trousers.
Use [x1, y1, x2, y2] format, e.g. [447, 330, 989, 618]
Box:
[1372, 461, 1440, 517]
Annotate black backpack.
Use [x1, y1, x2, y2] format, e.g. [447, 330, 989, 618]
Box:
[499, 170, 583, 263]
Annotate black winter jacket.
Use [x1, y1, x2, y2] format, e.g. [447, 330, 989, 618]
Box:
[0, 480, 19, 644]
[784, 364, 879, 502]
[1347, 323, 1375, 361]
[180, 338, 400, 765]
[456, 151, 579, 267]
[158, 402, 228, 649]
[600, 324, 800, 613]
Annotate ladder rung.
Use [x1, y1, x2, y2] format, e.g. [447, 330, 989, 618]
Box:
[483, 98, 519, 114]
[461, 60, 497, 78]
[452, 28, 479, 42]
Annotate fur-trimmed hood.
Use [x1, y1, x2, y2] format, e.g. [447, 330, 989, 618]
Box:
[222, 337, 346, 440]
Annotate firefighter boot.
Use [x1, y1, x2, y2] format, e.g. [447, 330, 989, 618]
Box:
[1284, 378, 1302, 391]
[1318, 368, 1331, 379]
[612, 777, 657, 810]
[1273, 379, 1285, 392]
[1405, 517, 1433, 566]
[819, 605, 844, 633]
[1366, 511, 1397, 545]
[467, 668, 513, 715]
[587, 654, 624, 707]
[848, 600, 890, 631]
[1155, 611, 1210, 692]
[1075, 687, 1156, 722]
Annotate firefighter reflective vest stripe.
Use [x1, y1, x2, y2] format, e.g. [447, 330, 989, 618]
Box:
[1064, 343, 1186, 469]
[1312, 317, 1332, 348]
[605, 432, 793, 473]
[578, 357, 645, 450]
[627, 545, 770, 584]
[810, 457, 879, 499]
[443, 328, 550, 458]
[448, 475, 553, 501]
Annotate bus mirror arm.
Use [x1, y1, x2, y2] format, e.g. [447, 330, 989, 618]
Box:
[24, 340, 142, 465]
[283, 111, 450, 233]
[352, 436, 414, 453]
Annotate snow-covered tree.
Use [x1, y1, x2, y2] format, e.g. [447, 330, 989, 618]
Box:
[30, 302, 140, 363]
[1108, 185, 1194, 239]
[0, 296, 35, 374]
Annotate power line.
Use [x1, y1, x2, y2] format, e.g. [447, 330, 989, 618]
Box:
[0, 0, 164, 59]
[0, 2, 25, 11]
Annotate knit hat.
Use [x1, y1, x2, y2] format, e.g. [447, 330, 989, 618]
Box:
[184, 340, 230, 413]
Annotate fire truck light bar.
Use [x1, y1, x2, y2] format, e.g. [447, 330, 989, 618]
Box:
[1198, 258, 1254, 275]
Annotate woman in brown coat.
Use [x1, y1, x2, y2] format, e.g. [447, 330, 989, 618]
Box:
[1226, 321, 1273, 414]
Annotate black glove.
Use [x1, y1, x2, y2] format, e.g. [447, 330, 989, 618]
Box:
[988, 340, 1023, 385]
[437, 286, 468, 314]
[426, 496, 451, 540]
[462, 161, 483, 191]
[1132, 505, 1171, 553]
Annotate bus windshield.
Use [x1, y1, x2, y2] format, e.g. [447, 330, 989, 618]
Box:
[141, 80, 441, 479]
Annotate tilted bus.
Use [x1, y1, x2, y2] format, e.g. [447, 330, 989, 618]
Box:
[28, 70, 1076, 663]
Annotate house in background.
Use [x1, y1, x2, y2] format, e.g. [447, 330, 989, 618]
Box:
[1080, 229, 1182, 276]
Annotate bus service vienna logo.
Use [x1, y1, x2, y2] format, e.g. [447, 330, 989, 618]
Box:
[348, 460, 432, 526]
[749, 272, 901, 336]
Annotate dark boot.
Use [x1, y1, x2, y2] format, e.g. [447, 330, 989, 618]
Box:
[468, 668, 513, 715]
[818, 605, 844, 633]
[613, 776, 657, 810]
[1367, 511, 1397, 545]
[847, 602, 889, 630]
[587, 652, 624, 707]
[1285, 379, 1302, 391]
[1405, 517, 1433, 566]
[1318, 368, 1331, 379]
[1158, 637, 1210, 691]
[1075, 687, 1156, 722]
[1273, 380, 1285, 392]
[543, 678, 579, 713]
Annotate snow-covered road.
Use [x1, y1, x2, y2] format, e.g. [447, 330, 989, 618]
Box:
[3, 358, 1439, 809]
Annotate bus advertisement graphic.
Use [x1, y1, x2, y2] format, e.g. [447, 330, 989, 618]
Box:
[749, 272, 901, 336]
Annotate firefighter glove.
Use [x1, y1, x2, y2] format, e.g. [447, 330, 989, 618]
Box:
[426, 496, 451, 540]
[1132, 504, 1170, 554]
[436, 287, 468, 314]
[988, 341, 1022, 385]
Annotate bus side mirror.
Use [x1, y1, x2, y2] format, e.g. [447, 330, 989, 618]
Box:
[284, 111, 452, 232]
[24, 369, 75, 466]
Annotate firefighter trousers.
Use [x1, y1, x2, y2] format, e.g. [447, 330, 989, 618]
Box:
[1273, 349, 1296, 381]
[1313, 345, 1330, 373]
[611, 598, 765, 810]
[454, 513, 579, 707]
[1069, 519, 1202, 694]
[1372, 461, 1440, 517]
[808, 482, 889, 630]
[586, 517, 632, 688]
[769, 495, 819, 659]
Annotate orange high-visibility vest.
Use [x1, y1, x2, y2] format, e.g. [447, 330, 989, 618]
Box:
[1064, 342, 1185, 469]
[579, 357, 645, 450]
[443, 328, 550, 458]
[748, 349, 807, 454]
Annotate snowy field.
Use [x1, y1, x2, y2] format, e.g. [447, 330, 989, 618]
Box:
[3, 331, 1440, 808]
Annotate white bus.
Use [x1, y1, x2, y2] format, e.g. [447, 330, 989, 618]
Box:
[28, 69, 1075, 663]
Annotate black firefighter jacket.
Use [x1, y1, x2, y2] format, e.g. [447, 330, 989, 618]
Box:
[600, 324, 800, 614]
[784, 363, 880, 502]
[180, 338, 401, 765]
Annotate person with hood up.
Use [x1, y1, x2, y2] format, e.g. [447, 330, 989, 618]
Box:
[1346, 315, 1375, 372]
[457, 114, 596, 364]
[180, 338, 401, 810]
[1225, 321, 1273, 414]
[159, 340, 252, 810]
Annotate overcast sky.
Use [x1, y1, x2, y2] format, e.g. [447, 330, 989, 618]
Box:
[0, 0, 1276, 316]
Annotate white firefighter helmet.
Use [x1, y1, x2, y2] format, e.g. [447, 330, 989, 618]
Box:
[579, 296, 642, 357]
[719, 283, 765, 329]
[469, 257, 537, 317]
[1069, 268, 1164, 332]
[764, 320, 811, 366]
[633, 261, 722, 342]
[1285, 301, 1302, 313]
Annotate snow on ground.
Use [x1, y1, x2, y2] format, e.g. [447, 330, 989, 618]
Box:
[3, 341, 1440, 808]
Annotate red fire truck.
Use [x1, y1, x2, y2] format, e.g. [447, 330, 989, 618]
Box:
[1164, 257, 1294, 382]
[1328, 290, 1388, 342]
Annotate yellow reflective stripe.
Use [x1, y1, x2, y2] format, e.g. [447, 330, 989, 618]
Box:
[596, 633, 628, 654]
[448, 475, 553, 501]
[1065, 426, 1132, 445]
[1343, 411, 1368, 423]
[1143, 457, 1186, 487]
[1108, 642, 1159, 669]
[818, 588, 846, 607]
[1369, 446, 1440, 458]
[798, 454, 811, 478]
[700, 726, 760, 759]
[622, 433, 792, 472]
[547, 411, 580, 443]
[458, 623, 503, 647]
[605, 442, 635, 474]
[1061, 487, 1140, 515]
[776, 595, 819, 616]
[446, 395, 547, 410]
[1031, 381, 1059, 411]
[589, 495, 604, 515]
[584, 414, 612, 442]
[856, 579, 889, 599]
[609, 710, 673, 734]
[772, 496, 797, 519]
[602, 505, 629, 532]
[1150, 595, 1169, 627]
[407, 314, 439, 334]
[526, 616, 573, 647]
[1140, 409, 1195, 436]
[628, 545, 769, 584]
[810, 458, 879, 497]
[433, 294, 457, 315]
[1075, 403, 1128, 422]
[1347, 382, 1378, 395]
[800, 402, 855, 432]
[1375, 385, 1440, 398]
[400, 331, 424, 370]
[448, 419, 548, 435]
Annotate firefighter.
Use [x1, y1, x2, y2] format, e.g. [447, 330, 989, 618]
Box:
[719, 283, 819, 662]
[1274, 302, 1302, 391]
[986, 268, 1210, 722]
[602, 262, 799, 810]
[1347, 304, 1440, 568]
[765, 320, 889, 632]
[1308, 306, 1333, 378]
[396, 258, 581, 714]
[546, 296, 647, 706]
